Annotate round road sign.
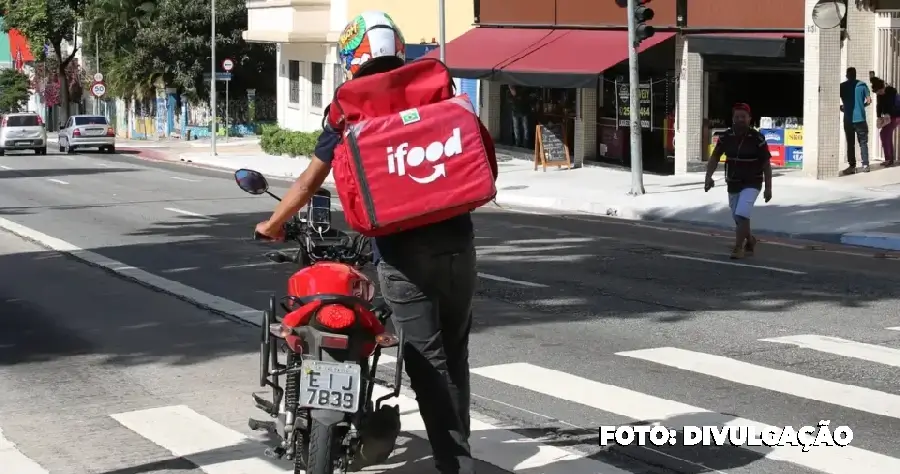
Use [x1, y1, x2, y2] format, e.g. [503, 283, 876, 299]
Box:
[222, 58, 234, 71]
[93, 72, 104, 82]
[91, 82, 107, 97]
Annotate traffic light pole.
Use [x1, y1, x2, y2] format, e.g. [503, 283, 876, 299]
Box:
[626, 0, 645, 195]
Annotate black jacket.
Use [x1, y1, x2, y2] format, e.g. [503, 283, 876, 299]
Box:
[877, 86, 900, 118]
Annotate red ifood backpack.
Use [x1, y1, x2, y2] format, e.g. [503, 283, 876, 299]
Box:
[326, 58, 498, 237]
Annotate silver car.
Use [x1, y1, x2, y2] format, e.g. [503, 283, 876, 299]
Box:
[0, 113, 48, 155]
[58, 115, 116, 153]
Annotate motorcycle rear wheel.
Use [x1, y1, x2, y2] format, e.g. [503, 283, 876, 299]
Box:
[298, 419, 341, 474]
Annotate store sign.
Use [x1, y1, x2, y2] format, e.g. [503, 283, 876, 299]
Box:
[615, 81, 652, 130]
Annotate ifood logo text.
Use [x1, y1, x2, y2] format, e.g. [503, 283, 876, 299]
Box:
[387, 128, 462, 184]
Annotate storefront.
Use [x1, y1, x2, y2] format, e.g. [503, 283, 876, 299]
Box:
[674, 33, 805, 173]
[424, 27, 676, 169]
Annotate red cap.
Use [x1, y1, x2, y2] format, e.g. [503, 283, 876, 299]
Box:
[732, 103, 751, 114]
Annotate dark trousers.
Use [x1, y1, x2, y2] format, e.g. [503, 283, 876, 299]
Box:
[880, 117, 900, 163]
[376, 231, 477, 474]
[512, 113, 529, 148]
[844, 121, 870, 167]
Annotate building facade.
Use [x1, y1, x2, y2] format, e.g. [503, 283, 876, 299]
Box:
[423, 0, 900, 178]
[242, 0, 476, 132]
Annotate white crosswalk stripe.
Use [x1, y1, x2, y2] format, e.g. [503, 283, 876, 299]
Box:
[3, 327, 900, 473]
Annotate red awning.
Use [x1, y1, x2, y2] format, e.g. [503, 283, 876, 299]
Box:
[421, 27, 561, 79]
[497, 30, 675, 88]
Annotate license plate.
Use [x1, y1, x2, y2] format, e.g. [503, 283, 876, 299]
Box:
[85, 129, 104, 136]
[298, 360, 361, 413]
[15, 140, 31, 146]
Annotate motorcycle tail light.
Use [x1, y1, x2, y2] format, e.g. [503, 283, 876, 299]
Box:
[316, 304, 355, 330]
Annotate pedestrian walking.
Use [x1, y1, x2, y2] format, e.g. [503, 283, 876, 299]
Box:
[871, 77, 900, 167]
[840, 67, 872, 174]
[704, 103, 773, 260]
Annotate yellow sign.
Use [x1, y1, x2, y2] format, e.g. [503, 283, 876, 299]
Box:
[785, 129, 803, 147]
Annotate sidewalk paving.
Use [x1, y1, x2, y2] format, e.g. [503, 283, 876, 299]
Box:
[124, 144, 900, 252]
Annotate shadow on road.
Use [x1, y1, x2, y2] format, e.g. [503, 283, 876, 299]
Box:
[0, 167, 138, 179]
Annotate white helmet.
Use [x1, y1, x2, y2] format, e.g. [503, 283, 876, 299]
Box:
[337, 11, 406, 80]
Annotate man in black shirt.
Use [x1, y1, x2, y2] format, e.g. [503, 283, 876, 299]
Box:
[704, 103, 773, 259]
[509, 86, 531, 147]
[254, 15, 480, 473]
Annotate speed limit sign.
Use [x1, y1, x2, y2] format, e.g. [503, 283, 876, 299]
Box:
[91, 82, 107, 97]
[222, 58, 234, 71]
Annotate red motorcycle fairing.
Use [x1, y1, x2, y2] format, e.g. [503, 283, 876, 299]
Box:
[288, 261, 375, 301]
[282, 261, 385, 357]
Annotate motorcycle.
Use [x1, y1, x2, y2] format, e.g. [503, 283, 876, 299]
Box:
[233, 168, 405, 474]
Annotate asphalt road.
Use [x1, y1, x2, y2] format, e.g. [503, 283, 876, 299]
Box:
[1, 147, 899, 474]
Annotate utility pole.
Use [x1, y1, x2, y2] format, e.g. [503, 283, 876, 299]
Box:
[625, 0, 655, 196]
[95, 32, 100, 115]
[438, 0, 446, 62]
[210, 0, 218, 156]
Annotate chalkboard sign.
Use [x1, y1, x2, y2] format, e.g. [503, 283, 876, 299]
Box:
[534, 122, 571, 171]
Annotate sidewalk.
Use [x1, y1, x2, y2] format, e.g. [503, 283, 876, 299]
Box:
[136, 145, 900, 251]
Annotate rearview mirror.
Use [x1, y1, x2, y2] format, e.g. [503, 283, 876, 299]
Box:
[234, 168, 269, 195]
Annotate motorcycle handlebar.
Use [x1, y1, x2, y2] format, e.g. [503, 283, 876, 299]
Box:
[256, 220, 372, 266]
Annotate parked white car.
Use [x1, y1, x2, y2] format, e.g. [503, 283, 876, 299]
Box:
[0, 112, 48, 155]
[58, 115, 116, 153]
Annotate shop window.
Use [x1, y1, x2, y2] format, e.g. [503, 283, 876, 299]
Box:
[288, 60, 300, 104]
[311, 62, 324, 108]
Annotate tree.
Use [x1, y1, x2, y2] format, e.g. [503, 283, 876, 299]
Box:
[0, 69, 32, 112]
[82, 0, 274, 103]
[2, 0, 86, 121]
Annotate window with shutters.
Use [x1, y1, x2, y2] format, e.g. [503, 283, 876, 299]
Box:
[311, 62, 324, 108]
[289, 60, 300, 104]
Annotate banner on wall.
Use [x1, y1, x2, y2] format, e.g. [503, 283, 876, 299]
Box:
[614, 81, 652, 130]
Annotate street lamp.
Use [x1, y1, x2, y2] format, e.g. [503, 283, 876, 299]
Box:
[438, 0, 446, 62]
[210, 0, 217, 155]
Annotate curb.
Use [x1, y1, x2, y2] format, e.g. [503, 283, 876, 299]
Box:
[840, 232, 900, 251]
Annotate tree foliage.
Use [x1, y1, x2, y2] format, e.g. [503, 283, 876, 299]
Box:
[0, 68, 32, 112]
[2, 0, 86, 120]
[83, 0, 275, 103]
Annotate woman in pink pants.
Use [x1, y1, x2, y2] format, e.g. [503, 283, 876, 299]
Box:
[872, 77, 900, 167]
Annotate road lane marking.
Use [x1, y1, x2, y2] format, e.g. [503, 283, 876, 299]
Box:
[760, 334, 900, 368]
[46, 178, 68, 185]
[472, 362, 900, 474]
[112, 405, 290, 474]
[171, 176, 200, 182]
[889, 327, 900, 331]
[164, 207, 208, 218]
[370, 384, 628, 473]
[0, 216, 260, 323]
[0, 427, 49, 474]
[662, 253, 806, 274]
[0, 165, 11, 170]
[618, 346, 900, 420]
[221, 261, 278, 269]
[477, 272, 548, 287]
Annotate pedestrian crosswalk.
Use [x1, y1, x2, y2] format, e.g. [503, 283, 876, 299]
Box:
[2, 327, 899, 473]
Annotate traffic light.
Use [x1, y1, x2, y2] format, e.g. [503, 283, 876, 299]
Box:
[634, 0, 655, 44]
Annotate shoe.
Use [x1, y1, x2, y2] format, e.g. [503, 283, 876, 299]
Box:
[744, 236, 758, 256]
[863, 165, 871, 172]
[730, 246, 745, 259]
[841, 166, 857, 176]
[883, 161, 895, 168]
